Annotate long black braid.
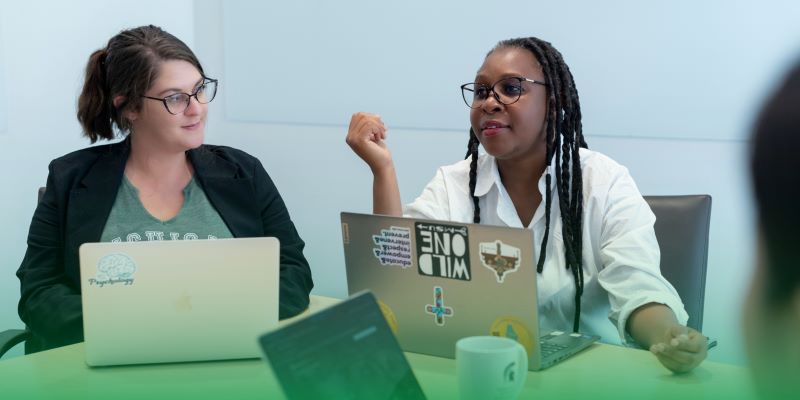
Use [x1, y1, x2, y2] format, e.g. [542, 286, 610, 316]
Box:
[465, 37, 588, 333]
[465, 129, 481, 224]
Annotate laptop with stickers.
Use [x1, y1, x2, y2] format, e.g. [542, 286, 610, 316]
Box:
[79, 237, 280, 366]
[258, 291, 427, 400]
[340, 212, 599, 371]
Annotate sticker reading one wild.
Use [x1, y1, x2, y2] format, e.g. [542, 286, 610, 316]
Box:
[415, 222, 471, 281]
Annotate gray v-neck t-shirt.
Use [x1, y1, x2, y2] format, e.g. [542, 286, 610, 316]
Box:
[100, 176, 233, 242]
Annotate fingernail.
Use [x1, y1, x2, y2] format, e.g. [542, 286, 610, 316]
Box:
[670, 338, 680, 347]
[653, 344, 665, 353]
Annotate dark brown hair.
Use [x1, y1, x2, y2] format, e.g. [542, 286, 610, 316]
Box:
[750, 60, 800, 304]
[77, 25, 204, 143]
[465, 37, 587, 332]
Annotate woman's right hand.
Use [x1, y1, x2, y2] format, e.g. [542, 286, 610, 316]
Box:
[346, 112, 393, 173]
[345, 112, 402, 216]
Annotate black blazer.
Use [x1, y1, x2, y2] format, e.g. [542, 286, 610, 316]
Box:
[17, 139, 314, 353]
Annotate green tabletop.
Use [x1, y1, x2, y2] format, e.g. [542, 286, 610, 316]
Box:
[0, 296, 757, 400]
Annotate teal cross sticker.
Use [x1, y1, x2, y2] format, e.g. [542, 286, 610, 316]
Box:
[425, 286, 454, 326]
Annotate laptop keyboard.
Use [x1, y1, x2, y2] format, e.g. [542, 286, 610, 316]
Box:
[540, 341, 569, 358]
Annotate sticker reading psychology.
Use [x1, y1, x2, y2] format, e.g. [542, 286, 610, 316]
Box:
[372, 226, 413, 268]
[89, 253, 137, 287]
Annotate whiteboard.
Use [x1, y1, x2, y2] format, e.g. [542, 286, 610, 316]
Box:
[223, 0, 800, 140]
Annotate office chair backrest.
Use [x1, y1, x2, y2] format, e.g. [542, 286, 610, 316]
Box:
[643, 195, 711, 332]
[0, 187, 46, 358]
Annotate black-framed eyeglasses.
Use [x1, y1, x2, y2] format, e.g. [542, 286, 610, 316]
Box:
[142, 78, 218, 115]
[460, 77, 546, 109]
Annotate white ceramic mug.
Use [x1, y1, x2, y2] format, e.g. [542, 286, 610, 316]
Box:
[456, 336, 528, 400]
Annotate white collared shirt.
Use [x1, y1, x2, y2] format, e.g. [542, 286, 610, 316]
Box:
[403, 148, 688, 345]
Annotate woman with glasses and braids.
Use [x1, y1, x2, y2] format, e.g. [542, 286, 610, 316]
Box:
[17, 25, 313, 353]
[347, 37, 706, 373]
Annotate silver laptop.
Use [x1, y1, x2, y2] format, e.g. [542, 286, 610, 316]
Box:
[341, 212, 598, 371]
[79, 237, 280, 366]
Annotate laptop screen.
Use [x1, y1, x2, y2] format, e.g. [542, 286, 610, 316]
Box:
[259, 291, 427, 400]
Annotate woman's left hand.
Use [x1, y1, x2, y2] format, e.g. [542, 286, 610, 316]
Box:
[649, 324, 708, 373]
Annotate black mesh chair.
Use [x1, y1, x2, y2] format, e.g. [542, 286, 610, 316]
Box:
[643, 195, 712, 332]
[0, 187, 45, 358]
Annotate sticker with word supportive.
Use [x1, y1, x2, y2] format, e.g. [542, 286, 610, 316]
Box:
[415, 222, 471, 280]
[479, 240, 521, 283]
[490, 316, 534, 355]
[89, 253, 137, 287]
[424, 286, 454, 326]
[371, 226, 413, 268]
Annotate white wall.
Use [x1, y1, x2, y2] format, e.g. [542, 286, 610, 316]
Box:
[0, 0, 195, 358]
[221, 0, 800, 142]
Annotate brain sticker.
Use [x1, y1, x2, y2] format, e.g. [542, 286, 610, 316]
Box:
[90, 253, 137, 286]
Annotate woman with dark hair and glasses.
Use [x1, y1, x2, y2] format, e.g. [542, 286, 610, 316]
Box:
[17, 25, 313, 353]
[347, 37, 707, 373]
